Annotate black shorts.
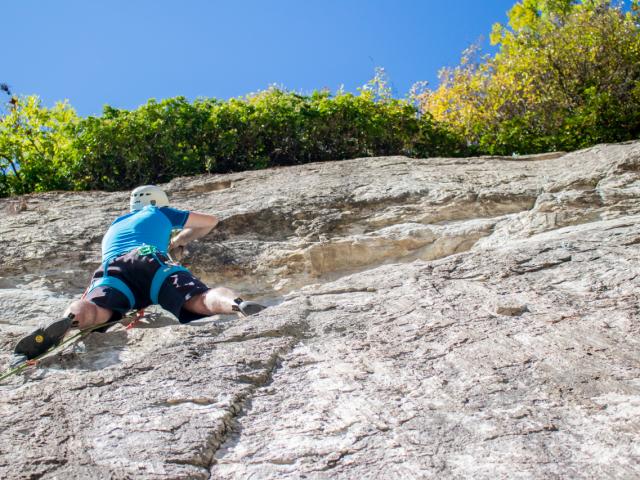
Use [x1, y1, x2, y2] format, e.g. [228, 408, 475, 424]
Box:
[85, 250, 210, 323]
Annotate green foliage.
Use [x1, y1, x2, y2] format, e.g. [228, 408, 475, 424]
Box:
[0, 81, 464, 196]
[72, 97, 213, 190]
[0, 96, 78, 196]
[422, 0, 640, 154]
[56, 84, 465, 192]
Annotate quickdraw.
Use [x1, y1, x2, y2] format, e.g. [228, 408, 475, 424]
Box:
[126, 308, 146, 330]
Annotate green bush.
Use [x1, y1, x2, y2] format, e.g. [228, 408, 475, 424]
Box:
[72, 97, 214, 190]
[0, 86, 462, 196]
[0, 85, 464, 196]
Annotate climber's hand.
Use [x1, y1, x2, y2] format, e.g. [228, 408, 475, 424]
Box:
[169, 243, 185, 262]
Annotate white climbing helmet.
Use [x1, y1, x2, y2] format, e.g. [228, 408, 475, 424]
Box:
[130, 185, 169, 211]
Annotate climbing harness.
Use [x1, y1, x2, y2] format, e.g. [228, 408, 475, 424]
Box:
[85, 245, 188, 309]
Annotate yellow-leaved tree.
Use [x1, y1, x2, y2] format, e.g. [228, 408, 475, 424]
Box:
[420, 0, 640, 154]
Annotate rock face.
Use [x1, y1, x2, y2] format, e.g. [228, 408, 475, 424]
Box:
[1, 142, 640, 479]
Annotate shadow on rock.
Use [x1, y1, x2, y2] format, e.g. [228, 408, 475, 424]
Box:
[41, 329, 129, 372]
[127, 312, 178, 329]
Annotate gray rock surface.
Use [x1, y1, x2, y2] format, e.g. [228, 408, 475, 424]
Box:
[1, 141, 639, 478]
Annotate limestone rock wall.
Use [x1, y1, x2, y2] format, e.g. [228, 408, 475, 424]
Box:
[1, 142, 639, 478]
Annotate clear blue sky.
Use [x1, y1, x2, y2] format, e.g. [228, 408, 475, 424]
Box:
[3, 0, 516, 117]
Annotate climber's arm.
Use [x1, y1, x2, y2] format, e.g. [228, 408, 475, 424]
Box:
[170, 212, 219, 251]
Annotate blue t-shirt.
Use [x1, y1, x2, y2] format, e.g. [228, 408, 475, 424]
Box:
[101, 206, 189, 261]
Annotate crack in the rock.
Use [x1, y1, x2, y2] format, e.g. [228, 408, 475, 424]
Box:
[511, 255, 572, 275]
[202, 311, 312, 479]
[482, 423, 559, 441]
[212, 325, 306, 344]
[305, 286, 378, 296]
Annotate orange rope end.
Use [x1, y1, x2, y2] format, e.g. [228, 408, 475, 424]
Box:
[126, 309, 146, 329]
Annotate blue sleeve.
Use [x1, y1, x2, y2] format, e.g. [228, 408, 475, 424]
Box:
[160, 207, 189, 229]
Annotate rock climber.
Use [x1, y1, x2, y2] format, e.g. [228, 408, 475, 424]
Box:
[13, 185, 265, 361]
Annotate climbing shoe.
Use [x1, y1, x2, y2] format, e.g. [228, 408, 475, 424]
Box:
[232, 298, 267, 317]
[9, 353, 28, 368]
[13, 314, 77, 360]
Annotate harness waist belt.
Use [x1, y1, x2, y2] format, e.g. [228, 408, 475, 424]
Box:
[87, 249, 188, 310]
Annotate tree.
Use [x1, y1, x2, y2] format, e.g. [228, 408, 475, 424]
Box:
[0, 96, 78, 196]
[420, 0, 640, 154]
